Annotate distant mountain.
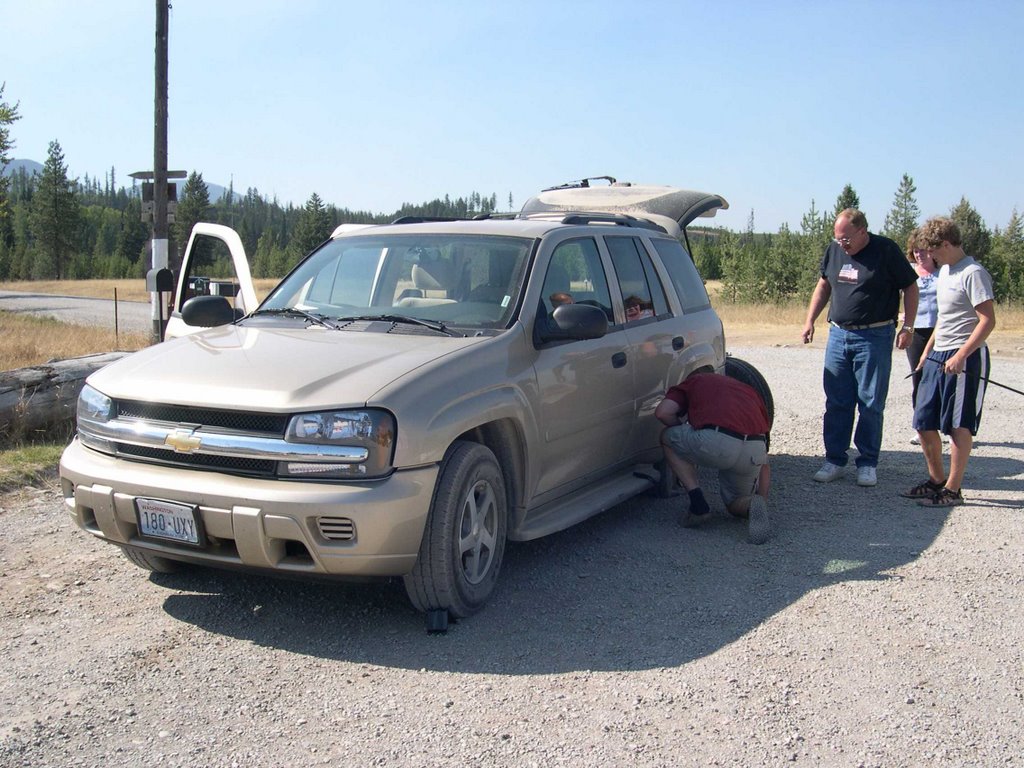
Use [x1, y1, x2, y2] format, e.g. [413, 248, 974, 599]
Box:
[2, 158, 43, 176]
[206, 182, 241, 204]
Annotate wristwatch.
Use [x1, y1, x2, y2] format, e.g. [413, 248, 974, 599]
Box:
[900, 325, 914, 333]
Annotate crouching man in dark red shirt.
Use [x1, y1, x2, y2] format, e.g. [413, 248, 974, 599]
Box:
[655, 371, 772, 544]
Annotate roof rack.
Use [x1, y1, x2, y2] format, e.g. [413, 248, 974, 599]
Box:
[542, 175, 618, 192]
[557, 212, 667, 234]
[390, 213, 518, 225]
[471, 212, 518, 220]
[390, 216, 463, 225]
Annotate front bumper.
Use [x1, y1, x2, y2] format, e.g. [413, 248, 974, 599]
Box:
[59, 438, 439, 577]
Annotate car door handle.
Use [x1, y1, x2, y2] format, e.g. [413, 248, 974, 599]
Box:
[672, 336, 686, 350]
[611, 352, 628, 368]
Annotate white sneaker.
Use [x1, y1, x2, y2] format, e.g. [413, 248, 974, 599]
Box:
[856, 466, 877, 487]
[813, 462, 844, 482]
[909, 434, 921, 445]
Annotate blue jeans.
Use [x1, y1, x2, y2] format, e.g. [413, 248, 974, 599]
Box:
[822, 324, 895, 468]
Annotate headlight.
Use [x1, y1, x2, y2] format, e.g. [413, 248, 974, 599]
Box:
[77, 385, 113, 423]
[281, 409, 395, 479]
[76, 385, 115, 453]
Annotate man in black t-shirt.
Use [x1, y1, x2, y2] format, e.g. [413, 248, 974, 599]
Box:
[800, 209, 918, 487]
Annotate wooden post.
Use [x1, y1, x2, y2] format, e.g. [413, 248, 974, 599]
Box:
[151, 0, 170, 344]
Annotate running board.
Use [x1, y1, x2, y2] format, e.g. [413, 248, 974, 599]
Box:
[510, 466, 657, 542]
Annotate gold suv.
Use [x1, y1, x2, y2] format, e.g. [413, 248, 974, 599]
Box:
[60, 179, 772, 620]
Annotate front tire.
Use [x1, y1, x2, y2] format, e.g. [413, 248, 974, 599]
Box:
[121, 545, 180, 573]
[403, 441, 508, 618]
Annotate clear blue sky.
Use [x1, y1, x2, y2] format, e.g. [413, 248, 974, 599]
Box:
[3, 0, 1022, 234]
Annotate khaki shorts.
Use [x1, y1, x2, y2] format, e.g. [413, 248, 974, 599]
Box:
[665, 423, 767, 506]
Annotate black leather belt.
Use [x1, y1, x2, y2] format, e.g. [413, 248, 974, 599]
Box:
[701, 425, 767, 442]
[830, 320, 894, 330]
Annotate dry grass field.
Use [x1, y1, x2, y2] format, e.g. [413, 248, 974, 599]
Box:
[0, 278, 279, 304]
[0, 312, 151, 370]
[706, 281, 1024, 353]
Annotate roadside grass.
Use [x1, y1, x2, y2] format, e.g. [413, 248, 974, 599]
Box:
[0, 441, 65, 492]
[0, 278, 154, 303]
[0, 311, 150, 370]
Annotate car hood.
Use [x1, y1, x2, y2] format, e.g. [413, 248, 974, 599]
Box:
[87, 323, 488, 411]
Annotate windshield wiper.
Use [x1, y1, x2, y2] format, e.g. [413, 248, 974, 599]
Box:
[248, 307, 340, 329]
[336, 314, 464, 337]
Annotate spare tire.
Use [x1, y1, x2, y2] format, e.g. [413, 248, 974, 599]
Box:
[725, 356, 775, 429]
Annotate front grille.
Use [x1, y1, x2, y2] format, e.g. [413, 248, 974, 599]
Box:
[317, 516, 356, 541]
[116, 401, 288, 435]
[116, 443, 277, 477]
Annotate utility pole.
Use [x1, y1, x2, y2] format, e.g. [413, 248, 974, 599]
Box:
[151, 0, 170, 343]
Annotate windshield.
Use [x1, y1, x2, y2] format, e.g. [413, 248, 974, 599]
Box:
[260, 233, 535, 331]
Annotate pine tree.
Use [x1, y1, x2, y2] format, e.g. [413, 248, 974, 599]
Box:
[29, 140, 79, 279]
[798, 199, 833, 297]
[800, 199, 831, 240]
[0, 82, 22, 245]
[173, 171, 211, 263]
[290, 193, 332, 258]
[997, 209, 1024, 301]
[741, 209, 756, 246]
[833, 184, 861, 220]
[949, 197, 990, 259]
[980, 209, 1021, 301]
[115, 197, 149, 269]
[882, 173, 920, 248]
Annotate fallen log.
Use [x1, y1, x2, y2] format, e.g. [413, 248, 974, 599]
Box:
[0, 351, 133, 445]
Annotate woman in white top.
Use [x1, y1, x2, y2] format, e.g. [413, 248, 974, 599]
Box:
[905, 230, 939, 420]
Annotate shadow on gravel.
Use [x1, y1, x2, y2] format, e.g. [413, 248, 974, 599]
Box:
[151, 447, 1004, 674]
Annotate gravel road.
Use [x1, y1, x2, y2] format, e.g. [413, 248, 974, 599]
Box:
[1, 344, 1022, 767]
[0, 290, 153, 334]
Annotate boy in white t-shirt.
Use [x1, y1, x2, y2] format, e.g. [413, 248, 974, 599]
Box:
[901, 217, 996, 507]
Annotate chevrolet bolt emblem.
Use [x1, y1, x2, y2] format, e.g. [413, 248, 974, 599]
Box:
[165, 430, 202, 453]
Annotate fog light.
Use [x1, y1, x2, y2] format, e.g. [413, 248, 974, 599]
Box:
[280, 462, 368, 477]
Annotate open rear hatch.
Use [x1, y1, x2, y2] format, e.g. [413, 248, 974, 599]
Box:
[519, 176, 729, 240]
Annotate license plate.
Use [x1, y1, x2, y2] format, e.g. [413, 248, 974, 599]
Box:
[134, 498, 204, 547]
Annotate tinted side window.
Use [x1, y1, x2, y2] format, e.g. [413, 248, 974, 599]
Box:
[606, 236, 668, 323]
[542, 238, 614, 320]
[651, 238, 711, 313]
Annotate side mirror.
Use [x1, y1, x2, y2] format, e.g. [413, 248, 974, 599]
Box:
[181, 295, 236, 328]
[538, 303, 608, 342]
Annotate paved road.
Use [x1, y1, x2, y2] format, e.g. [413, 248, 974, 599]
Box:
[0, 290, 154, 334]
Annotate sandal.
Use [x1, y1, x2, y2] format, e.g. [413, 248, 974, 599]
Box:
[917, 487, 964, 507]
[900, 477, 946, 499]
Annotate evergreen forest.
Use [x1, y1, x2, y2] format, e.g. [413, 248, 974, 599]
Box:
[2, 85, 1023, 304]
